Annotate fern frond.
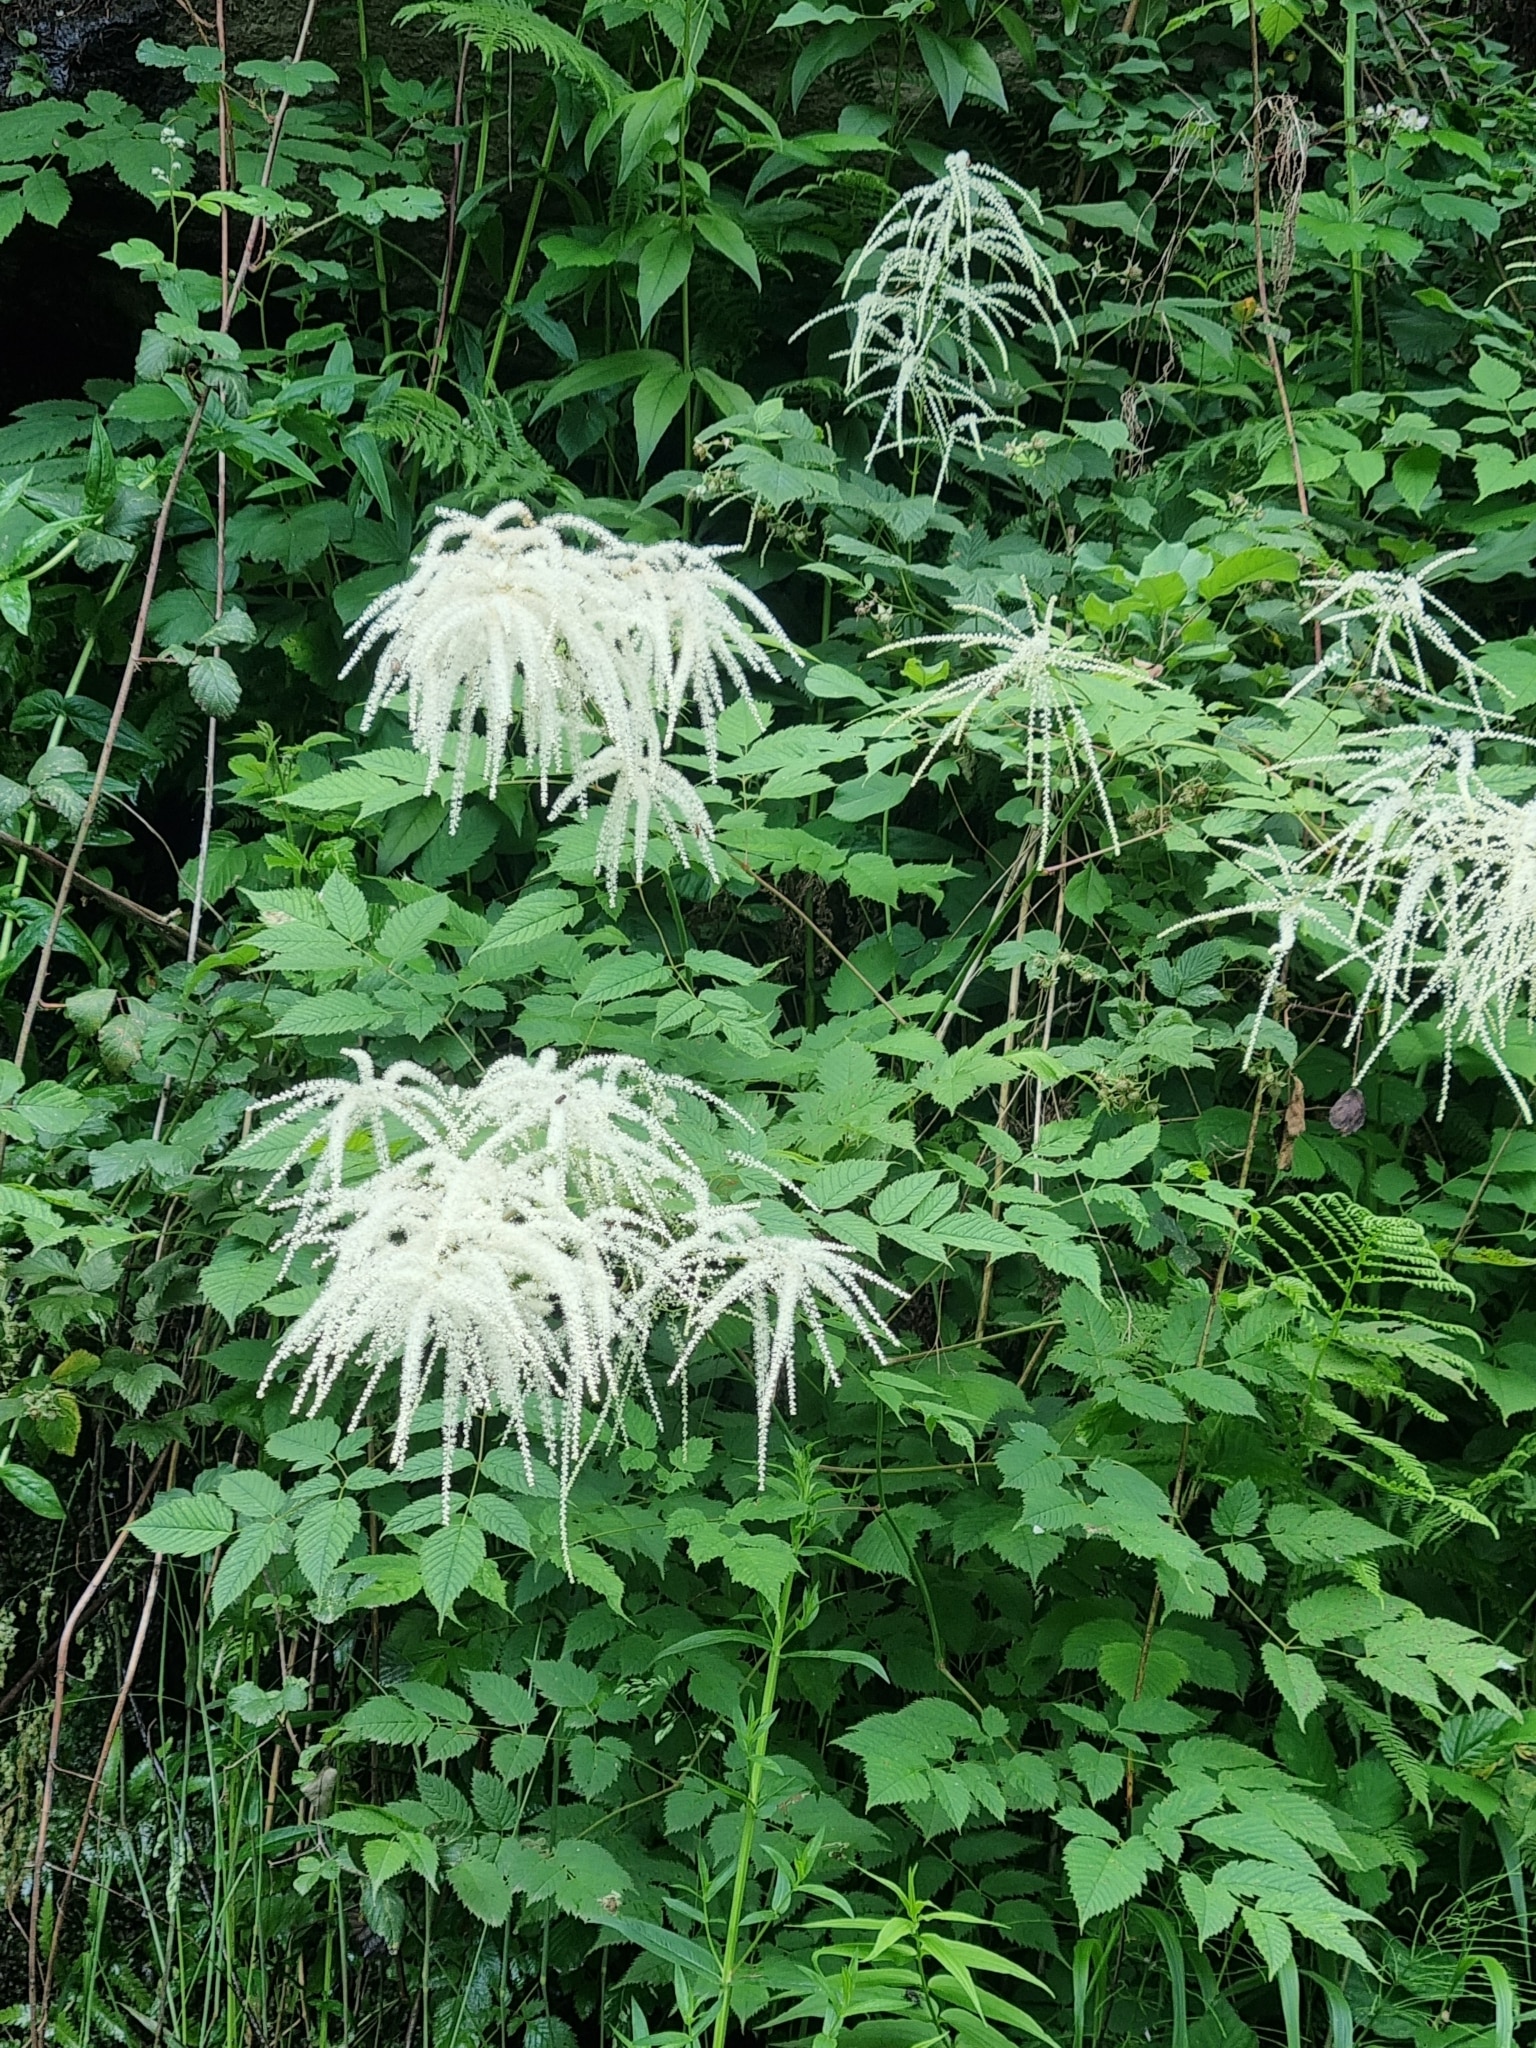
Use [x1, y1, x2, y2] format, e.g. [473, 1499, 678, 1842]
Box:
[394, 0, 618, 92]
[1329, 1681, 1433, 1812]
[1252, 1193, 1473, 1311]
[359, 387, 564, 502]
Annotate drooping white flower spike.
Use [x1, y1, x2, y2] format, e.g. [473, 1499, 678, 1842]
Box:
[640, 1204, 897, 1483]
[462, 1047, 728, 1218]
[1320, 748, 1536, 1116]
[1166, 733, 1536, 1118]
[251, 1048, 896, 1552]
[803, 153, 1071, 487]
[262, 1146, 651, 1518]
[547, 729, 722, 902]
[341, 502, 795, 895]
[1283, 549, 1512, 729]
[253, 1048, 463, 1244]
[881, 592, 1149, 849]
[1162, 839, 1356, 1065]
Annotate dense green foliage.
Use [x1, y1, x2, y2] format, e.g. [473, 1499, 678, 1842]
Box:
[6, 3, 1536, 2046]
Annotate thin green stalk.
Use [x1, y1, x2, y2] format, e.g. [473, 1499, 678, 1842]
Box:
[1343, 0, 1365, 390]
[887, 25, 907, 145]
[446, 64, 498, 338]
[678, 6, 697, 516]
[0, 554, 131, 959]
[426, 37, 475, 396]
[711, 1580, 793, 2048]
[355, 0, 395, 362]
[486, 107, 561, 388]
[681, 275, 694, 471]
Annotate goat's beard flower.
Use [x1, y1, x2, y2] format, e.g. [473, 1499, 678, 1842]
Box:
[253, 1048, 895, 1547]
[802, 153, 1071, 488]
[882, 593, 1150, 848]
[1283, 549, 1511, 730]
[341, 502, 795, 897]
[1168, 733, 1536, 1117]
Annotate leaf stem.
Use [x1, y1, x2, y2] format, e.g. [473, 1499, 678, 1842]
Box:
[1343, 0, 1365, 391]
[486, 106, 562, 387]
[711, 1578, 792, 2048]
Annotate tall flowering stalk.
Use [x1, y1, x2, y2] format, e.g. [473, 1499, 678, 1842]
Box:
[252, 1049, 895, 1546]
[342, 502, 795, 896]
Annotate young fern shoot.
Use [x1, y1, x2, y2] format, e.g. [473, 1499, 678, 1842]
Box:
[805, 153, 1071, 487]
[252, 1048, 896, 1549]
[341, 501, 795, 896]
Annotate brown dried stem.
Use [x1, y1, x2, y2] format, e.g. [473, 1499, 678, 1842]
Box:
[38, 1550, 166, 2028]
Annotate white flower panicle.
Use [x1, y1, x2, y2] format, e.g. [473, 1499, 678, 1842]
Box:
[1170, 734, 1536, 1118]
[253, 1048, 896, 1543]
[884, 592, 1148, 848]
[808, 153, 1071, 486]
[1284, 549, 1511, 729]
[340, 502, 795, 896]
[635, 1204, 897, 1475]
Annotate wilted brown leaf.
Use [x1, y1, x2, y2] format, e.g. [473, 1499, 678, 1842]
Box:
[1277, 1076, 1306, 1170]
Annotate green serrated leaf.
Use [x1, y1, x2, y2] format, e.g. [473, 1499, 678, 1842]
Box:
[133, 1490, 235, 1555]
[458, 1837, 519, 1911]
[294, 1493, 362, 1592]
[419, 1517, 486, 1620]
[210, 1519, 290, 1615]
[1063, 1836, 1162, 1924]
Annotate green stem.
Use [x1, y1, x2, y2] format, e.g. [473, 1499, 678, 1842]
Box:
[0, 558, 132, 964]
[27, 539, 81, 583]
[486, 107, 561, 388]
[711, 1581, 792, 2048]
[446, 64, 497, 341]
[426, 36, 474, 398]
[354, 0, 394, 363]
[678, 28, 696, 514]
[1343, 0, 1365, 391]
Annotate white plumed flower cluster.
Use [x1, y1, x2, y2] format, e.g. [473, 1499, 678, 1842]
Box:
[810, 153, 1071, 486]
[253, 1047, 895, 1543]
[885, 592, 1148, 848]
[341, 502, 794, 897]
[1283, 548, 1511, 730]
[1176, 734, 1536, 1117]
[1171, 552, 1536, 1108]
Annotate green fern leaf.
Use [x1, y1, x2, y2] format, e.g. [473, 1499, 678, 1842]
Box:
[394, 0, 618, 91]
[359, 387, 563, 501]
[1252, 1193, 1472, 1313]
[1329, 1681, 1432, 1814]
